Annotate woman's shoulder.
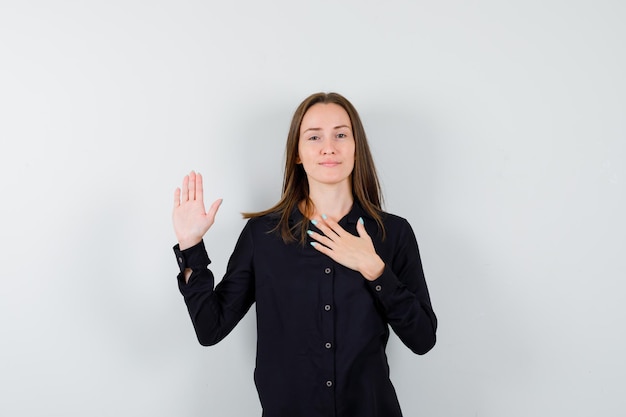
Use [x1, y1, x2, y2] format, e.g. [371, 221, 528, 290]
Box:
[378, 209, 410, 226]
[242, 211, 283, 234]
[377, 209, 416, 239]
[244, 211, 279, 225]
[379, 209, 405, 222]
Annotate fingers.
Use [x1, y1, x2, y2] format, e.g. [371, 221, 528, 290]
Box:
[196, 172, 204, 202]
[309, 215, 371, 246]
[308, 216, 351, 248]
[314, 216, 345, 238]
[181, 174, 189, 201]
[179, 171, 201, 203]
[188, 171, 196, 201]
[307, 229, 335, 249]
[310, 239, 332, 256]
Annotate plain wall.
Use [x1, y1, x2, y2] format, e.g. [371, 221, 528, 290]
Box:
[1, 0, 625, 416]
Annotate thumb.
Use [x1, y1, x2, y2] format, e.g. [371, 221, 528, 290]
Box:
[356, 217, 369, 238]
[207, 198, 223, 221]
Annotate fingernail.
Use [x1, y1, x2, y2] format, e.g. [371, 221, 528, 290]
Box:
[311, 219, 318, 226]
[322, 214, 328, 220]
[359, 217, 364, 225]
[310, 242, 317, 247]
[306, 230, 313, 236]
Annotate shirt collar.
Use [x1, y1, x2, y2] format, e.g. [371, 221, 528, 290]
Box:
[288, 200, 372, 225]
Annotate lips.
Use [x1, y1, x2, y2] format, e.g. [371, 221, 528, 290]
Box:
[319, 160, 341, 167]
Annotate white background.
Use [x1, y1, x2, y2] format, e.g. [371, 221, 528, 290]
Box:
[1, 1, 625, 416]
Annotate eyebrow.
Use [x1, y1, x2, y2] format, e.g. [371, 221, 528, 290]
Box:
[301, 125, 351, 134]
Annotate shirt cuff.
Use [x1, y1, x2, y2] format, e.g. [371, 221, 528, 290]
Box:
[366, 265, 402, 301]
[173, 240, 211, 273]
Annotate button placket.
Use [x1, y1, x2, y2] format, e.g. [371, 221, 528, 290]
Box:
[319, 264, 336, 397]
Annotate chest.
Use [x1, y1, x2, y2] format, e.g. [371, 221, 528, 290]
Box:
[251, 233, 375, 312]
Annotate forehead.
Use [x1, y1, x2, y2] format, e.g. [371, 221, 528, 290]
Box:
[300, 103, 352, 131]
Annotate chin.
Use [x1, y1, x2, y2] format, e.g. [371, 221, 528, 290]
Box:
[315, 177, 351, 187]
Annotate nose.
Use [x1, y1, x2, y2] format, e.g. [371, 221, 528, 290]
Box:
[322, 142, 336, 155]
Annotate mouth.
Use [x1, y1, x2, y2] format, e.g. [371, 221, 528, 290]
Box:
[319, 161, 341, 167]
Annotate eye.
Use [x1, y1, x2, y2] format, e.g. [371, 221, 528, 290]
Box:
[308, 135, 320, 141]
[336, 133, 347, 139]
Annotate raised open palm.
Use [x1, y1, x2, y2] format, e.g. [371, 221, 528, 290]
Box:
[173, 171, 222, 250]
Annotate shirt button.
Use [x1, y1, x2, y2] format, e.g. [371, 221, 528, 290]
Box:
[375, 285, 382, 292]
[324, 267, 332, 274]
[178, 257, 183, 264]
[325, 342, 332, 349]
[326, 380, 333, 387]
[324, 304, 332, 311]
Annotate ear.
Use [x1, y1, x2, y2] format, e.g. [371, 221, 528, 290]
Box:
[296, 155, 302, 164]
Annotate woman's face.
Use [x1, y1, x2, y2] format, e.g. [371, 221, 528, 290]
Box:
[297, 103, 356, 190]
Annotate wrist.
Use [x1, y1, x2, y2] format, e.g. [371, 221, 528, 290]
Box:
[361, 257, 385, 281]
[183, 268, 193, 284]
[178, 238, 202, 251]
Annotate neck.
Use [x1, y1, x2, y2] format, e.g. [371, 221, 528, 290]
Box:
[304, 181, 354, 221]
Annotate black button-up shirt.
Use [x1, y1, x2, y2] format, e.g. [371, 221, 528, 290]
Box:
[174, 204, 437, 417]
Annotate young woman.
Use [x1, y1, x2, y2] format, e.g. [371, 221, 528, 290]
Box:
[172, 92, 437, 417]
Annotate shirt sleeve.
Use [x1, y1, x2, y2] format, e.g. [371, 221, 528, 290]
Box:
[173, 221, 255, 346]
[366, 218, 437, 355]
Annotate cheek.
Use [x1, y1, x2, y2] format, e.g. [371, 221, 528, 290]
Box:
[297, 143, 316, 164]
[297, 141, 309, 163]
[347, 143, 356, 161]
[348, 147, 356, 171]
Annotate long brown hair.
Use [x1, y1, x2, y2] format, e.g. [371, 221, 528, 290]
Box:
[243, 92, 385, 244]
